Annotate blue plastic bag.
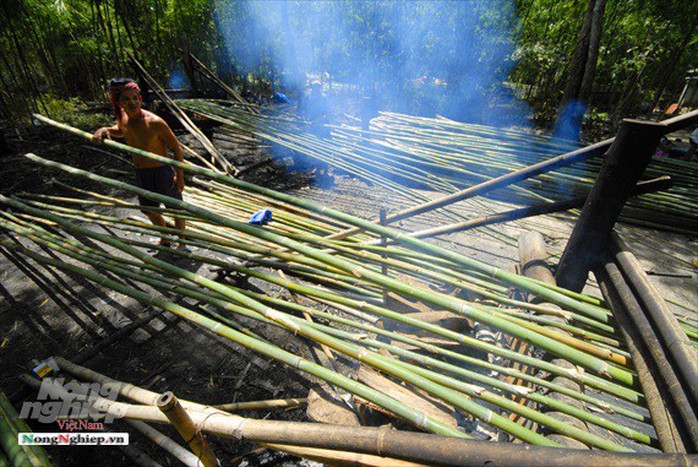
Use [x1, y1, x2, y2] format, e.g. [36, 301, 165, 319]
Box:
[249, 208, 273, 225]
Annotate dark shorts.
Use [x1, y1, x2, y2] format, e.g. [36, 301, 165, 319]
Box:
[134, 165, 182, 210]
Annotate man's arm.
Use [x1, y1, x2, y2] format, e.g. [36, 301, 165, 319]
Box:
[157, 119, 186, 193]
[93, 123, 123, 142]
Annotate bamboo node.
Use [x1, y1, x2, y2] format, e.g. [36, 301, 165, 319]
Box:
[457, 301, 470, 316]
[230, 417, 248, 439]
[415, 412, 429, 430]
[292, 356, 303, 370]
[598, 361, 610, 378]
[376, 426, 389, 456]
[511, 385, 533, 396]
[357, 348, 368, 361]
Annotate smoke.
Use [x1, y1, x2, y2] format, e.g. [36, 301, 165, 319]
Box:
[167, 69, 187, 90]
[554, 101, 585, 141]
[213, 0, 528, 125]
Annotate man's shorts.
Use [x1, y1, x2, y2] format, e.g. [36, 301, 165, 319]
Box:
[134, 165, 182, 210]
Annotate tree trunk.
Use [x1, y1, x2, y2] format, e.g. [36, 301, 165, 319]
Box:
[1, 6, 43, 114]
[560, 1, 596, 105]
[556, 0, 607, 137]
[579, 0, 607, 102]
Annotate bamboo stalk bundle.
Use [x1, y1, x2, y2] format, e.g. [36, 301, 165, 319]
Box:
[9, 116, 694, 452]
[0, 159, 659, 450]
[341, 112, 698, 233]
[0, 215, 648, 450]
[176, 99, 697, 234]
[13, 119, 624, 340]
[7, 157, 634, 385]
[4, 233, 630, 450]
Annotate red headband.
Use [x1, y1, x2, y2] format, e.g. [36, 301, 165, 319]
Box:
[110, 82, 140, 118]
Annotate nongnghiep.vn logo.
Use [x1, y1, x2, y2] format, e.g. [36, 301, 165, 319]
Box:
[19, 433, 129, 446]
[19, 378, 122, 425]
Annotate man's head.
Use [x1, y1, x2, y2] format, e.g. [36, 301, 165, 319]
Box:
[108, 78, 141, 119]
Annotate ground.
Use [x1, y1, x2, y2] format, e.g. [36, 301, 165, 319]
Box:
[0, 120, 695, 465]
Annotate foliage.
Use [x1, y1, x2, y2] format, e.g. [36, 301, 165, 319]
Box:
[38, 95, 112, 130]
[512, 0, 698, 122]
[0, 0, 695, 128]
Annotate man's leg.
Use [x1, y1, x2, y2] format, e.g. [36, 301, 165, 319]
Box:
[174, 217, 188, 250]
[143, 210, 170, 246]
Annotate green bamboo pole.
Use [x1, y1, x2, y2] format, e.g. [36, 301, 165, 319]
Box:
[0, 391, 50, 466]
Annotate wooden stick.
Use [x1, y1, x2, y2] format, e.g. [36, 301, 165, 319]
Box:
[556, 120, 665, 292]
[260, 442, 426, 466]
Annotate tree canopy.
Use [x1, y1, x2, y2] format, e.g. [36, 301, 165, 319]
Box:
[1, 0, 696, 130]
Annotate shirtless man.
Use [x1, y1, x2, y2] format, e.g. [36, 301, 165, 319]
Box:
[93, 78, 188, 251]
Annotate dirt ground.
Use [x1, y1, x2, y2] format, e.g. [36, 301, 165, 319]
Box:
[0, 123, 696, 465]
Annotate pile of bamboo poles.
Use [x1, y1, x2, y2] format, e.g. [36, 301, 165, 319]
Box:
[5, 116, 695, 458]
[5, 119, 693, 452]
[175, 100, 698, 234]
[0, 392, 51, 466]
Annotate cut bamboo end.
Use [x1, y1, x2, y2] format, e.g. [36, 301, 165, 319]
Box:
[157, 392, 220, 467]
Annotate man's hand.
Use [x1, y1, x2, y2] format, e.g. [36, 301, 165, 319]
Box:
[92, 127, 112, 143]
[174, 171, 185, 194]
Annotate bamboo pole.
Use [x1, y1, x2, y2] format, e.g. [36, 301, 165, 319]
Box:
[611, 233, 697, 402]
[213, 399, 307, 411]
[596, 270, 688, 453]
[185, 51, 258, 113]
[124, 419, 201, 467]
[0, 391, 51, 466]
[157, 392, 220, 467]
[381, 176, 672, 242]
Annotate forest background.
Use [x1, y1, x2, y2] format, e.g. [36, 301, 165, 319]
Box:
[0, 0, 696, 141]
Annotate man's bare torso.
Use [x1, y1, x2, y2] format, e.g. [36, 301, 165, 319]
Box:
[120, 110, 168, 169]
